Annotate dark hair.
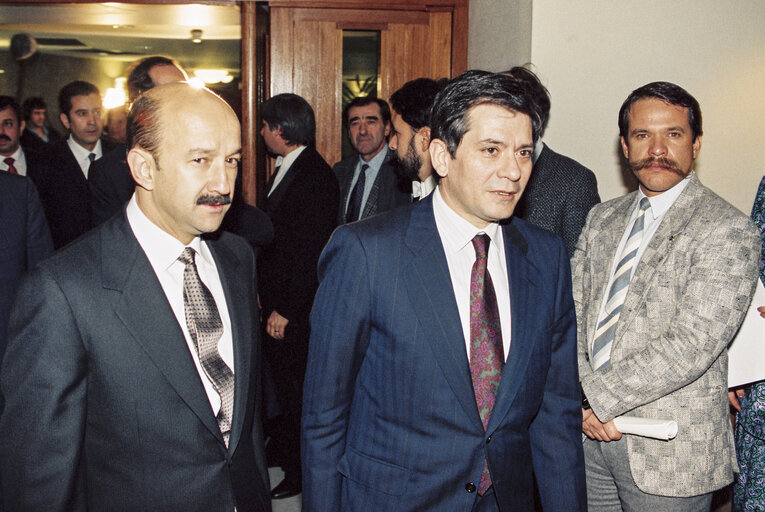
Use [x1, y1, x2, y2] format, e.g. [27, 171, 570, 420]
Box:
[502, 65, 551, 137]
[389, 77, 447, 131]
[342, 96, 391, 128]
[261, 93, 316, 147]
[0, 96, 22, 123]
[618, 81, 702, 141]
[22, 97, 46, 121]
[127, 91, 162, 163]
[125, 55, 184, 103]
[58, 81, 100, 119]
[430, 70, 542, 158]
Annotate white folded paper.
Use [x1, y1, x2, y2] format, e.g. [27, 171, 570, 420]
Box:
[728, 278, 765, 388]
[613, 416, 678, 440]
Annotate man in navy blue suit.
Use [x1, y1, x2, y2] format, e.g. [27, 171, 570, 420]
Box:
[302, 70, 586, 512]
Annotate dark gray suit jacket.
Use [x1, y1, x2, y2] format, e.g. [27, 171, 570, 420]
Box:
[333, 147, 410, 224]
[0, 212, 271, 512]
[515, 143, 600, 256]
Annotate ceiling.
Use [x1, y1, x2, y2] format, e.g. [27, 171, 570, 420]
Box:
[0, 2, 242, 72]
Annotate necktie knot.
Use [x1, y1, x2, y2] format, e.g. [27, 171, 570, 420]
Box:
[472, 233, 491, 261]
[4, 157, 17, 174]
[178, 246, 196, 266]
[88, 153, 96, 162]
[639, 197, 650, 212]
[360, 163, 370, 173]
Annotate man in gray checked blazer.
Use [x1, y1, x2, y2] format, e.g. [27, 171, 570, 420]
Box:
[574, 81, 760, 511]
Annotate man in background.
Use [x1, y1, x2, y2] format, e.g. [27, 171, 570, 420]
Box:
[334, 96, 409, 223]
[20, 96, 59, 153]
[32, 80, 115, 248]
[388, 77, 445, 201]
[258, 93, 338, 500]
[504, 66, 599, 256]
[0, 96, 46, 179]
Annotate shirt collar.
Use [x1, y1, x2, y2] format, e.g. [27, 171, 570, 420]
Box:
[126, 194, 211, 273]
[67, 134, 102, 162]
[433, 186, 502, 254]
[275, 145, 306, 173]
[359, 145, 389, 173]
[638, 172, 693, 219]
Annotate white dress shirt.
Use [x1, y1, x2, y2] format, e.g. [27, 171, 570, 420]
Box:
[412, 174, 437, 200]
[268, 145, 307, 196]
[126, 195, 235, 417]
[67, 135, 103, 178]
[594, 173, 693, 347]
[0, 146, 27, 175]
[432, 187, 512, 361]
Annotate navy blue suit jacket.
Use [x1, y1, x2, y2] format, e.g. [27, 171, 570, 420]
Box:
[302, 194, 585, 511]
[0, 172, 53, 368]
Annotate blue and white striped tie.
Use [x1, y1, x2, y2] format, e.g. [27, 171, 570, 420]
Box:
[591, 197, 651, 370]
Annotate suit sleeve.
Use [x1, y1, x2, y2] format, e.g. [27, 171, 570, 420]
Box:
[528, 237, 587, 511]
[582, 215, 761, 422]
[24, 179, 54, 269]
[301, 226, 371, 512]
[561, 167, 600, 256]
[0, 267, 88, 511]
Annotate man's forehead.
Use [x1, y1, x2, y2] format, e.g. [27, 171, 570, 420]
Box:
[0, 106, 18, 121]
[349, 104, 381, 120]
[71, 93, 101, 107]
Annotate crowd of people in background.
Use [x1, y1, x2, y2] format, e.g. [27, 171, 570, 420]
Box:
[0, 54, 763, 512]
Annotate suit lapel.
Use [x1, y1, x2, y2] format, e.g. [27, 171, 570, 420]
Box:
[208, 238, 252, 454]
[487, 221, 539, 433]
[362, 171, 382, 218]
[264, 149, 308, 213]
[614, 178, 701, 345]
[403, 197, 484, 431]
[102, 215, 224, 444]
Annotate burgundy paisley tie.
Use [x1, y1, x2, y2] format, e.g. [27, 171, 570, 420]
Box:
[469, 233, 504, 495]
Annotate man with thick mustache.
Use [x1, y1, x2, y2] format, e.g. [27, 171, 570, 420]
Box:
[0, 83, 271, 511]
[573, 81, 760, 511]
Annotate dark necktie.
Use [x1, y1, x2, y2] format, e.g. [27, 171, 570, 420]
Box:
[4, 157, 17, 174]
[469, 233, 504, 495]
[346, 163, 369, 222]
[178, 247, 235, 446]
[88, 152, 96, 163]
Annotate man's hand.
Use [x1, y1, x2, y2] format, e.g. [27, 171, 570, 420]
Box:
[267, 311, 289, 340]
[758, 305, 765, 318]
[729, 388, 745, 412]
[582, 408, 622, 441]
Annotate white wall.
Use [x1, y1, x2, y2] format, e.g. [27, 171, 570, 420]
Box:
[529, 1, 765, 212]
[469, 0, 532, 71]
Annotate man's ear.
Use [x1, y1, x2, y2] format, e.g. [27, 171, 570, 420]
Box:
[430, 138, 451, 179]
[60, 113, 70, 131]
[384, 122, 391, 137]
[19, 120, 25, 133]
[417, 126, 431, 153]
[620, 136, 629, 159]
[127, 147, 156, 191]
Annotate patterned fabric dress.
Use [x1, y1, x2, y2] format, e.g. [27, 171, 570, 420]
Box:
[734, 175, 765, 511]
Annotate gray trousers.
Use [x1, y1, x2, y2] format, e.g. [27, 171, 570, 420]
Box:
[583, 436, 714, 512]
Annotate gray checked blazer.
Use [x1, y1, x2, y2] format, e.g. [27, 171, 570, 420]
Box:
[573, 174, 760, 497]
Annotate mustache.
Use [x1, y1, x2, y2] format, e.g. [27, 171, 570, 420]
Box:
[629, 156, 685, 176]
[196, 194, 232, 206]
[0, 135, 10, 142]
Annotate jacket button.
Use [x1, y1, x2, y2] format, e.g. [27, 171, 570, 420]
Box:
[486, 435, 492, 443]
[465, 482, 476, 493]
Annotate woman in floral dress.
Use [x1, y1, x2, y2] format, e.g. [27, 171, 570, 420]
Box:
[733, 175, 765, 511]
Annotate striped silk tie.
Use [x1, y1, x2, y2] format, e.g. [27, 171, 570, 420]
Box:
[591, 197, 651, 370]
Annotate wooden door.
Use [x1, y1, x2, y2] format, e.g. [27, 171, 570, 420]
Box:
[268, 2, 466, 169]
